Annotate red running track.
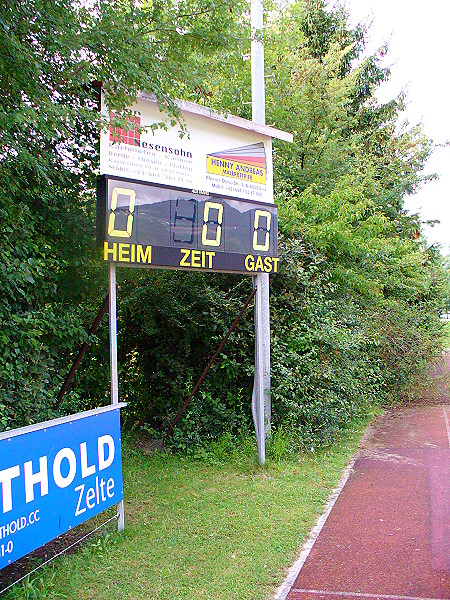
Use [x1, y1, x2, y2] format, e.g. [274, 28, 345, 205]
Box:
[275, 382, 450, 600]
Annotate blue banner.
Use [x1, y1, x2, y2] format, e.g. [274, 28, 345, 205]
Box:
[0, 405, 124, 569]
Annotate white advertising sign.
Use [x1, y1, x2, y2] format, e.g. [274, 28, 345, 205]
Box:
[100, 93, 291, 204]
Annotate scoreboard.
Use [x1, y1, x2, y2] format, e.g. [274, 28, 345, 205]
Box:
[97, 175, 279, 274]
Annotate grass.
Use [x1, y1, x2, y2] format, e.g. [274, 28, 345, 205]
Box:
[3, 419, 373, 600]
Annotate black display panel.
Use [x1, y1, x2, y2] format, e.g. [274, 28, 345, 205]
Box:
[97, 175, 279, 274]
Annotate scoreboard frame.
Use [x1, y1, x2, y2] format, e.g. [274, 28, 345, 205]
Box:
[97, 174, 280, 274]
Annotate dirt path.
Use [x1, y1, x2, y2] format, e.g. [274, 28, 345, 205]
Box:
[275, 352, 450, 600]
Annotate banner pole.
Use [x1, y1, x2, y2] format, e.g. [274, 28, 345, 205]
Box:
[109, 263, 125, 531]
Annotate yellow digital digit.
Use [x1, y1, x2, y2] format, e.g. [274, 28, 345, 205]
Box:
[202, 201, 223, 247]
[253, 210, 271, 251]
[108, 187, 135, 238]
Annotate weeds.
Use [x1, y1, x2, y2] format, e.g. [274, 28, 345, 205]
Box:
[4, 569, 65, 600]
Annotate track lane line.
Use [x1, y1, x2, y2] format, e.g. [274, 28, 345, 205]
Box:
[291, 588, 448, 600]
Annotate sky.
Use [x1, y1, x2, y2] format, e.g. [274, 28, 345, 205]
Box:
[345, 0, 450, 254]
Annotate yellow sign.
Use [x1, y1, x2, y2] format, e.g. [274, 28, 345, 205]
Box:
[206, 143, 267, 185]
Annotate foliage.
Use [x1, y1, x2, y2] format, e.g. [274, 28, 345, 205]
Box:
[441, 254, 450, 313]
[269, 234, 384, 444]
[0, 0, 446, 451]
[3, 569, 65, 599]
[442, 322, 450, 349]
[117, 269, 255, 446]
[148, 0, 444, 446]
[0, 0, 248, 430]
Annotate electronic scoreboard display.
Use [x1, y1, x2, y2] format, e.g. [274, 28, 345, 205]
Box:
[97, 175, 279, 274]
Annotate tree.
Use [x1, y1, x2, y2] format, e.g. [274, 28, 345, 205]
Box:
[189, 0, 446, 441]
[0, 0, 248, 429]
[440, 255, 450, 314]
[1, 0, 445, 449]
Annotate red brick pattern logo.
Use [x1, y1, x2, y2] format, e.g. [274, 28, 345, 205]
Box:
[109, 113, 141, 146]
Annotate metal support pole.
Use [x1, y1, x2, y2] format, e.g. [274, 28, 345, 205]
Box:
[55, 295, 109, 409]
[252, 279, 265, 464]
[251, 0, 265, 125]
[109, 263, 124, 531]
[251, 0, 271, 465]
